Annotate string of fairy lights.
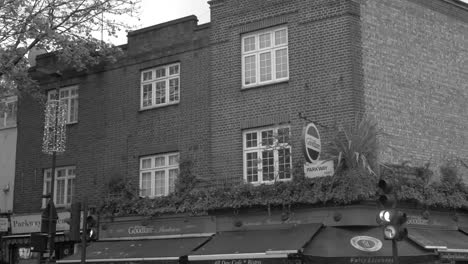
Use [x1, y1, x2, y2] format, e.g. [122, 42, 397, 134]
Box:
[42, 99, 67, 154]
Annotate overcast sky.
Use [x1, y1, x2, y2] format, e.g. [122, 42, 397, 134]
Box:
[107, 0, 468, 45]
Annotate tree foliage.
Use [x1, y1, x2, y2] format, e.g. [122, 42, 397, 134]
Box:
[0, 0, 140, 97]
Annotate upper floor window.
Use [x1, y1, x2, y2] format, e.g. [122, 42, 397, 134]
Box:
[243, 126, 292, 184]
[140, 63, 180, 109]
[48, 85, 79, 124]
[0, 96, 17, 129]
[43, 166, 76, 208]
[140, 153, 179, 197]
[242, 27, 288, 88]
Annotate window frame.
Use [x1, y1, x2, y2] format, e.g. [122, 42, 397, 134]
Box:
[242, 125, 292, 184]
[47, 85, 79, 124]
[43, 166, 76, 208]
[139, 152, 179, 198]
[140, 63, 180, 110]
[0, 96, 17, 129]
[241, 26, 289, 89]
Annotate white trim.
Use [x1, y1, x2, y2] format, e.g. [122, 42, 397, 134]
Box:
[188, 253, 289, 261]
[99, 233, 214, 241]
[57, 257, 179, 263]
[438, 248, 468, 253]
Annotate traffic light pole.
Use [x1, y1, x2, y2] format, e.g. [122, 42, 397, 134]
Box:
[81, 200, 88, 264]
[392, 239, 399, 264]
[47, 148, 57, 263]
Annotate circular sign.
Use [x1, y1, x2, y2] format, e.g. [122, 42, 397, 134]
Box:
[350, 236, 383, 252]
[302, 123, 321, 163]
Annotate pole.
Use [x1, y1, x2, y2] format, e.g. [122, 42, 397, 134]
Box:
[392, 239, 399, 264]
[47, 93, 60, 262]
[81, 200, 88, 264]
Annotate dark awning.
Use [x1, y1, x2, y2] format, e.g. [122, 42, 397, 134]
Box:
[57, 237, 210, 263]
[408, 228, 468, 251]
[188, 224, 322, 263]
[459, 226, 468, 236]
[303, 226, 437, 264]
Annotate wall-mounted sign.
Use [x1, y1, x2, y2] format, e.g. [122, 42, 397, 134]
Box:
[100, 216, 215, 240]
[350, 236, 382, 252]
[11, 212, 71, 234]
[302, 123, 321, 163]
[0, 217, 9, 232]
[304, 161, 334, 178]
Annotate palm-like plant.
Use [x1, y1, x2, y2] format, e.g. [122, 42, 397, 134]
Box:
[327, 114, 381, 176]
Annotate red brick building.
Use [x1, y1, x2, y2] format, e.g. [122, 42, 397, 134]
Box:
[6, 0, 468, 263]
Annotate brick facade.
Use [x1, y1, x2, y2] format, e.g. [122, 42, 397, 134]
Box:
[14, 16, 211, 213]
[13, 0, 468, 213]
[208, 0, 364, 185]
[359, 0, 468, 180]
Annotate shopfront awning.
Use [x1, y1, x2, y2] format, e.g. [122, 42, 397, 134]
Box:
[188, 224, 322, 264]
[57, 237, 210, 263]
[303, 226, 437, 264]
[408, 228, 468, 251]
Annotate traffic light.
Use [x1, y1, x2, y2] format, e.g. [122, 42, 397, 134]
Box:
[377, 209, 408, 240]
[64, 202, 81, 241]
[86, 214, 98, 241]
[376, 179, 395, 208]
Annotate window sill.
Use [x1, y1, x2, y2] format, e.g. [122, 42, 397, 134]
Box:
[139, 102, 180, 112]
[0, 125, 17, 130]
[241, 79, 289, 90]
[246, 178, 292, 185]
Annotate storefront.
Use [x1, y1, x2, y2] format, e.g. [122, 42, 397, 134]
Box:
[57, 205, 468, 264]
[2, 212, 76, 264]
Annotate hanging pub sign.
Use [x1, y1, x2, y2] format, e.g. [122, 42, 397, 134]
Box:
[302, 122, 321, 163]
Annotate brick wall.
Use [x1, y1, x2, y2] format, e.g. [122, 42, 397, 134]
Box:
[359, 0, 468, 180]
[14, 17, 211, 213]
[208, 0, 364, 185]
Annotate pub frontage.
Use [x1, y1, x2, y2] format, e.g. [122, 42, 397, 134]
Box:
[57, 204, 468, 264]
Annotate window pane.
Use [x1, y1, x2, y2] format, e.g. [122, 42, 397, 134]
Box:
[244, 36, 256, 52]
[45, 181, 51, 196]
[169, 65, 179, 75]
[155, 156, 165, 167]
[60, 90, 69, 98]
[277, 127, 290, 144]
[141, 172, 152, 197]
[245, 132, 257, 148]
[169, 78, 179, 102]
[143, 71, 152, 81]
[275, 29, 287, 45]
[155, 81, 166, 105]
[169, 169, 178, 193]
[168, 155, 179, 165]
[67, 178, 74, 204]
[156, 68, 166, 78]
[69, 97, 78, 122]
[275, 48, 288, 79]
[259, 33, 271, 49]
[154, 171, 166, 196]
[56, 179, 65, 205]
[246, 152, 258, 183]
[244, 55, 256, 85]
[57, 169, 66, 178]
[141, 158, 152, 169]
[261, 130, 274, 146]
[259, 52, 272, 82]
[262, 150, 275, 181]
[142, 84, 153, 107]
[278, 148, 292, 179]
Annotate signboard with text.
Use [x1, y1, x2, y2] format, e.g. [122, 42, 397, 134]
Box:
[0, 217, 9, 232]
[304, 161, 334, 178]
[99, 216, 215, 239]
[11, 212, 70, 234]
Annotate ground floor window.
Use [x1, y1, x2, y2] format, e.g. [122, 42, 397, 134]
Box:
[140, 153, 179, 197]
[243, 126, 292, 184]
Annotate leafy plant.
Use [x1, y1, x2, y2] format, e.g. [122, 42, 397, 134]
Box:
[327, 114, 382, 175]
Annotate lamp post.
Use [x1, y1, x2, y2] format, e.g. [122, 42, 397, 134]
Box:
[42, 73, 67, 263]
